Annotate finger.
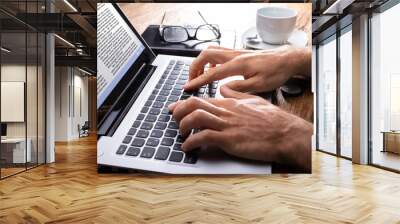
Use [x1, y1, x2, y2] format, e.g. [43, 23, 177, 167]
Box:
[189, 49, 223, 81]
[184, 59, 244, 91]
[179, 109, 227, 137]
[181, 129, 225, 152]
[207, 45, 235, 51]
[223, 78, 259, 93]
[220, 84, 259, 99]
[189, 49, 238, 81]
[172, 97, 225, 123]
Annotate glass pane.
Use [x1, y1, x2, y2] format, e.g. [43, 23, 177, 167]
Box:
[371, 4, 400, 171]
[340, 29, 352, 158]
[1, 30, 27, 177]
[38, 32, 46, 165]
[27, 31, 38, 169]
[317, 37, 337, 154]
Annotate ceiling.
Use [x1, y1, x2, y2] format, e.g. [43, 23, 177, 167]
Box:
[0, 0, 96, 73]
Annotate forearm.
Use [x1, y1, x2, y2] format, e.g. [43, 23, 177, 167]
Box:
[286, 47, 312, 78]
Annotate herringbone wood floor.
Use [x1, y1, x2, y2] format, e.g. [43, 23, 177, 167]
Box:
[0, 135, 399, 223]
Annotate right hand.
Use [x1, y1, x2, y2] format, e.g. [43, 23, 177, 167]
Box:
[184, 46, 311, 93]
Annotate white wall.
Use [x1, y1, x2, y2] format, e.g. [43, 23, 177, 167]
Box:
[54, 67, 89, 141]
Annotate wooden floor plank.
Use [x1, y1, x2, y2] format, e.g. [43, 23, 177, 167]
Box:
[0, 135, 400, 223]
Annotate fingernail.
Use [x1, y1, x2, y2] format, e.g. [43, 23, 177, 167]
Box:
[168, 102, 177, 111]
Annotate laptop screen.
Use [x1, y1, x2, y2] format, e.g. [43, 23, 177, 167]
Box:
[97, 3, 146, 108]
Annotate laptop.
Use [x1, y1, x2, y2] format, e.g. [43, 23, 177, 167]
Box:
[97, 3, 271, 174]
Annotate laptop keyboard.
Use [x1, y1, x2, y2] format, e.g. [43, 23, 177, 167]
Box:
[116, 60, 218, 165]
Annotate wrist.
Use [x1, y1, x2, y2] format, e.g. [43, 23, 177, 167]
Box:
[284, 47, 312, 78]
[276, 115, 313, 172]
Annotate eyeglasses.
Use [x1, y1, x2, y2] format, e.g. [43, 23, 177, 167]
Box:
[159, 11, 221, 43]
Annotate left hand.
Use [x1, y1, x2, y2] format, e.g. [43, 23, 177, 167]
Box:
[168, 85, 312, 172]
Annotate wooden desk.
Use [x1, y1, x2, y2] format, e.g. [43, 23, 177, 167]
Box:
[1, 138, 32, 165]
[120, 3, 313, 122]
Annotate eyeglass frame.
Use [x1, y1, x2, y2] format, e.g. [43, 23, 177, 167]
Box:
[159, 11, 221, 43]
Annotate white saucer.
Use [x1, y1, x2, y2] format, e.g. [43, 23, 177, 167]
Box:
[241, 27, 308, 50]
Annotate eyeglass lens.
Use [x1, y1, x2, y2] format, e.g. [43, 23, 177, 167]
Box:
[163, 25, 219, 43]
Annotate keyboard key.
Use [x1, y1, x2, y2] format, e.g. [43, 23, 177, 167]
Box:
[162, 108, 170, 114]
[180, 95, 190, 100]
[177, 60, 184, 65]
[132, 121, 141, 128]
[140, 147, 156, 158]
[168, 95, 179, 102]
[165, 101, 174, 107]
[146, 138, 160, 147]
[165, 80, 175, 85]
[145, 115, 157, 123]
[159, 90, 169, 96]
[126, 147, 141, 157]
[169, 151, 184, 162]
[141, 107, 149, 113]
[176, 135, 185, 143]
[174, 84, 184, 90]
[179, 75, 188, 81]
[171, 90, 181, 96]
[156, 95, 167, 102]
[165, 129, 178, 138]
[150, 130, 163, 138]
[141, 122, 153, 130]
[154, 147, 170, 160]
[148, 94, 156, 101]
[169, 75, 178, 80]
[162, 84, 173, 91]
[176, 80, 186, 85]
[155, 122, 167, 130]
[158, 79, 165, 85]
[153, 101, 164, 108]
[128, 128, 137, 135]
[137, 114, 145, 121]
[131, 138, 145, 147]
[169, 60, 175, 65]
[171, 70, 180, 76]
[184, 153, 198, 164]
[116, 145, 127, 155]
[137, 130, 149, 138]
[161, 138, 174, 146]
[152, 89, 159, 95]
[155, 83, 162, 89]
[158, 115, 170, 122]
[173, 143, 182, 151]
[168, 122, 179, 130]
[145, 100, 152, 107]
[149, 108, 161, 115]
[122, 136, 133, 144]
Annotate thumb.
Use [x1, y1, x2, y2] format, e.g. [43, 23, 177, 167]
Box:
[220, 84, 257, 99]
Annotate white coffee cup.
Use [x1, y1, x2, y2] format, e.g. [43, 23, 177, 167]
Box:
[256, 7, 297, 44]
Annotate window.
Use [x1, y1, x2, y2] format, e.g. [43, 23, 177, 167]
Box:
[317, 36, 337, 154]
[339, 28, 352, 158]
[370, 3, 400, 171]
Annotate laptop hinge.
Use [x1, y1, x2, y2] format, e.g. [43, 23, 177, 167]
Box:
[98, 62, 156, 137]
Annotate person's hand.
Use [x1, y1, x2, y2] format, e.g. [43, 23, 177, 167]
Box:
[184, 46, 311, 93]
[169, 86, 312, 172]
